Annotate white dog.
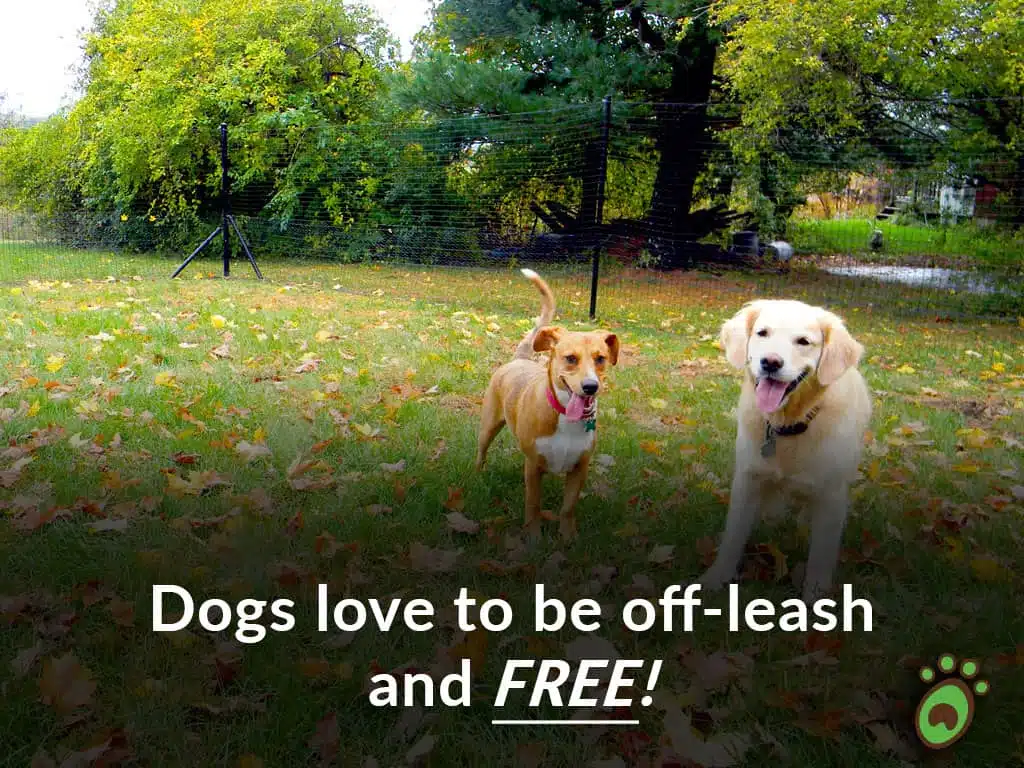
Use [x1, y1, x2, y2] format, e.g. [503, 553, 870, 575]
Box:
[700, 299, 872, 601]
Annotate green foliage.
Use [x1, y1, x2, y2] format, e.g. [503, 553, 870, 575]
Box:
[0, 0, 398, 251]
[714, 0, 1024, 161]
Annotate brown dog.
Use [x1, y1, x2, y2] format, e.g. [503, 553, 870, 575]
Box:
[476, 269, 619, 539]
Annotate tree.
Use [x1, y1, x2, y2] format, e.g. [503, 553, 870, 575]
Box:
[714, 0, 1024, 224]
[398, 0, 731, 258]
[0, 0, 399, 248]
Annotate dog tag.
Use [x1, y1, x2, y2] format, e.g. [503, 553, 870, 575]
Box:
[760, 424, 776, 458]
[585, 419, 596, 432]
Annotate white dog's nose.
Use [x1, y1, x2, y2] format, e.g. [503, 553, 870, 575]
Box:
[760, 354, 782, 374]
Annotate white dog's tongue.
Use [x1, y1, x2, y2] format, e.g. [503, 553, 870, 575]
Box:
[755, 378, 789, 413]
[565, 393, 586, 421]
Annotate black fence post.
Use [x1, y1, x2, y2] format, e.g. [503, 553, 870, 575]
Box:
[220, 122, 230, 277]
[589, 95, 612, 321]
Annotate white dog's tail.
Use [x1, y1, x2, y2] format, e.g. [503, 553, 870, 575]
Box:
[514, 268, 555, 359]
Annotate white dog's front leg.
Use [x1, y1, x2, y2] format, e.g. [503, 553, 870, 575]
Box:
[700, 470, 761, 591]
[802, 485, 850, 602]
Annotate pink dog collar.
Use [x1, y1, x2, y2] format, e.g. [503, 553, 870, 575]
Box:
[546, 387, 567, 415]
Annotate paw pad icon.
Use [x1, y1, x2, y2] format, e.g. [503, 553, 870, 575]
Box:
[914, 653, 988, 750]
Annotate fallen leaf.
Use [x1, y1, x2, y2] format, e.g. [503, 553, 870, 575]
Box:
[408, 543, 460, 573]
[405, 734, 437, 765]
[309, 712, 340, 765]
[85, 518, 129, 533]
[663, 706, 749, 767]
[39, 653, 96, 714]
[446, 512, 480, 535]
[648, 544, 675, 565]
[11, 641, 45, 678]
[443, 486, 465, 512]
[235, 441, 272, 462]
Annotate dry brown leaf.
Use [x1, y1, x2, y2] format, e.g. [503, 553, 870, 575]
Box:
[663, 706, 750, 767]
[405, 734, 437, 765]
[445, 511, 480, 534]
[309, 712, 340, 765]
[38, 653, 96, 714]
[408, 543, 461, 573]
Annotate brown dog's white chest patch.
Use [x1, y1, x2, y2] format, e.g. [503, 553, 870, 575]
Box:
[535, 416, 595, 474]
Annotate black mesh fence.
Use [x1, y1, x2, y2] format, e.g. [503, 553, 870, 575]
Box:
[2, 99, 1022, 323]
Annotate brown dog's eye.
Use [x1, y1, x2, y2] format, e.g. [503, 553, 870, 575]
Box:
[595, 355, 606, 365]
[564, 354, 578, 365]
[796, 337, 810, 346]
[756, 328, 769, 337]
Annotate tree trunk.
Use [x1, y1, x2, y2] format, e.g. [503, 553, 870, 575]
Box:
[646, 22, 719, 265]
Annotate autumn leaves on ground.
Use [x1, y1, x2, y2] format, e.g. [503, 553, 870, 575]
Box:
[1, 254, 1022, 768]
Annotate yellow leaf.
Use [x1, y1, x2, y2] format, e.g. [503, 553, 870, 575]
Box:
[10, 287, 22, 296]
[45, 354, 65, 372]
[154, 371, 177, 388]
[74, 399, 101, 415]
[956, 427, 992, 449]
[252, 427, 267, 443]
[27, 400, 40, 417]
[640, 440, 664, 455]
[210, 314, 227, 329]
[649, 398, 668, 410]
[895, 364, 915, 374]
[991, 362, 1006, 373]
[951, 462, 980, 474]
[970, 555, 1007, 583]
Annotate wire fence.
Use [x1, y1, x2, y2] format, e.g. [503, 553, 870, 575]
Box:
[1, 99, 1022, 323]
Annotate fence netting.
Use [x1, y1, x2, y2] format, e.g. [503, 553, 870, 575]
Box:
[1, 99, 1022, 323]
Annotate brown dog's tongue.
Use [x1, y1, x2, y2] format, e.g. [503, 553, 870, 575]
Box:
[565, 393, 585, 421]
[755, 378, 789, 413]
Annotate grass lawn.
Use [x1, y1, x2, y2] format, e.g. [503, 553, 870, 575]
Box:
[1, 246, 1022, 767]
[786, 218, 1024, 270]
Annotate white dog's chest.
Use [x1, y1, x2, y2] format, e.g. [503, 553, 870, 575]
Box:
[535, 418, 595, 474]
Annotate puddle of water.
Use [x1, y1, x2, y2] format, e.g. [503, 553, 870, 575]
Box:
[821, 265, 1018, 296]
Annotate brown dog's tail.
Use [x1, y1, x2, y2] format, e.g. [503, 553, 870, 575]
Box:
[513, 268, 555, 359]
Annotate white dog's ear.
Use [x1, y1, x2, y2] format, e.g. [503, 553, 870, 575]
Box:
[719, 302, 763, 369]
[817, 311, 863, 386]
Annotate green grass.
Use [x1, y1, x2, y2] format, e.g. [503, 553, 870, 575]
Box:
[1, 247, 1023, 767]
[787, 217, 1024, 269]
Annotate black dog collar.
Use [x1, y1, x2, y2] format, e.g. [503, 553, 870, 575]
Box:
[761, 404, 821, 458]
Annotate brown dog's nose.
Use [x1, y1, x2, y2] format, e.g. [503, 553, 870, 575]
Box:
[760, 355, 782, 374]
[581, 378, 599, 396]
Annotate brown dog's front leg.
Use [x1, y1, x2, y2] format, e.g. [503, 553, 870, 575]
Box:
[558, 453, 589, 541]
[524, 458, 544, 538]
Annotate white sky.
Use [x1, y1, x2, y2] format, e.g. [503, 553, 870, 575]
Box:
[0, 0, 432, 119]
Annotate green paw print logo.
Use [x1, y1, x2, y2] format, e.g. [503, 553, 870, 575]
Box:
[914, 653, 989, 750]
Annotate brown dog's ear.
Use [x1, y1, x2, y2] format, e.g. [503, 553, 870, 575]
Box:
[719, 301, 764, 369]
[816, 311, 863, 386]
[603, 333, 619, 365]
[533, 326, 562, 353]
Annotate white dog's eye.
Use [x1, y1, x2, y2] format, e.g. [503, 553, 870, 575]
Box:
[564, 354, 578, 365]
[756, 328, 769, 337]
[796, 337, 811, 346]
